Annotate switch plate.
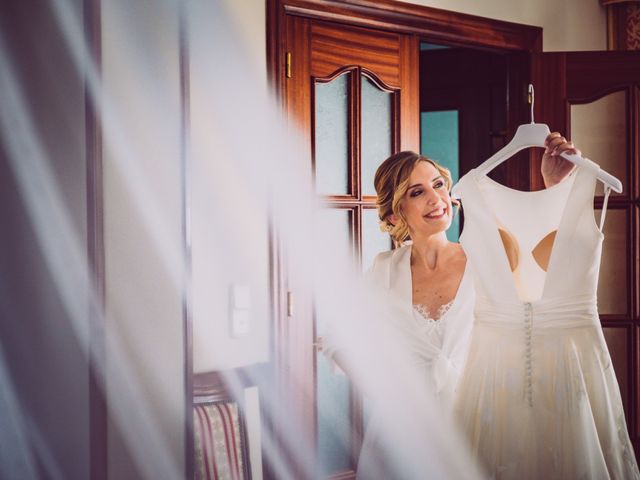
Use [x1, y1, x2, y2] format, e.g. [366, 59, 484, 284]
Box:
[230, 284, 251, 337]
[231, 309, 250, 337]
[232, 284, 251, 309]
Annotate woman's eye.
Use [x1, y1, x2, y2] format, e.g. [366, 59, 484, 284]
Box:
[410, 189, 422, 197]
[433, 181, 444, 188]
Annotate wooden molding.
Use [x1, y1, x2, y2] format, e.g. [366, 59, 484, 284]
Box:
[566, 51, 640, 103]
[269, 0, 542, 102]
[282, 0, 542, 51]
[194, 364, 271, 394]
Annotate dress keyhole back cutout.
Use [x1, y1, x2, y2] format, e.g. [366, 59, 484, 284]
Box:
[498, 227, 558, 273]
[498, 228, 519, 272]
[532, 230, 557, 271]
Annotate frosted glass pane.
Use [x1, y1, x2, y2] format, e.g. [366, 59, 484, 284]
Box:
[421, 110, 460, 241]
[597, 209, 627, 314]
[316, 208, 352, 332]
[571, 91, 627, 196]
[362, 208, 391, 272]
[316, 208, 352, 474]
[361, 75, 392, 196]
[315, 74, 350, 195]
[317, 352, 351, 475]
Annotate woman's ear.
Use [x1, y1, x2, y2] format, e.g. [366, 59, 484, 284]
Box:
[387, 214, 398, 226]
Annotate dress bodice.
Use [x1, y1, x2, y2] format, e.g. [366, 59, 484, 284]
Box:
[457, 161, 604, 310]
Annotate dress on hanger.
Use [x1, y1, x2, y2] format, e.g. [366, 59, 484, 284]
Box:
[453, 159, 639, 479]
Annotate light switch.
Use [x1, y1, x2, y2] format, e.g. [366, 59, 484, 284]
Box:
[232, 284, 251, 309]
[230, 284, 251, 337]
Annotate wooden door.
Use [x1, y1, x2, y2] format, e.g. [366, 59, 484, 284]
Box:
[419, 47, 532, 195]
[281, 15, 419, 478]
[533, 50, 640, 455]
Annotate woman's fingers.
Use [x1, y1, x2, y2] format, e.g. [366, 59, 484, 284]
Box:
[544, 132, 562, 147]
[545, 136, 566, 153]
[554, 142, 581, 157]
[544, 132, 583, 158]
[546, 135, 575, 154]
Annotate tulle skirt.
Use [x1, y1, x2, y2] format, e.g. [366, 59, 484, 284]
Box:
[454, 322, 640, 479]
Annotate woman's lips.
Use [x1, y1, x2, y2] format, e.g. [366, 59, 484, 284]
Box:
[424, 207, 446, 219]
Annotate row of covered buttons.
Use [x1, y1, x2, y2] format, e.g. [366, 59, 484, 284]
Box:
[524, 301, 533, 407]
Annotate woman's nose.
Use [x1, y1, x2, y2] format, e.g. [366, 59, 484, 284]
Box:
[425, 187, 439, 204]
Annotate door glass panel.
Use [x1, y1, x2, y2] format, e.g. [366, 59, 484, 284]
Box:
[570, 91, 627, 196]
[315, 73, 350, 195]
[361, 75, 392, 196]
[421, 110, 460, 241]
[596, 208, 627, 314]
[316, 208, 352, 474]
[602, 327, 629, 418]
[361, 208, 391, 272]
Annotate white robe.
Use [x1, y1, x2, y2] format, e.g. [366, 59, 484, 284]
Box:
[362, 244, 476, 404]
[323, 244, 477, 479]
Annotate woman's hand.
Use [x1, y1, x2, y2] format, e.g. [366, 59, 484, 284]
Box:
[541, 132, 580, 188]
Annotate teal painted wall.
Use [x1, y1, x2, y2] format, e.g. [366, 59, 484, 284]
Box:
[420, 110, 460, 242]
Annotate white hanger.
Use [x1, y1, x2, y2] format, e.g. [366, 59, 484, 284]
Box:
[451, 84, 622, 198]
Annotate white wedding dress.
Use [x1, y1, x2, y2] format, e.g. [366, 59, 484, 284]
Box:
[453, 159, 640, 479]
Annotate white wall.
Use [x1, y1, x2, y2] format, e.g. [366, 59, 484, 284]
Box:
[102, 1, 185, 478]
[189, 0, 271, 374]
[409, 0, 606, 51]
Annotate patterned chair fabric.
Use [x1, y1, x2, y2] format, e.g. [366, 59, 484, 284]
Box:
[194, 401, 247, 480]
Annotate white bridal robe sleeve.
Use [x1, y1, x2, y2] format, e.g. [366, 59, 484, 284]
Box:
[322, 243, 476, 405]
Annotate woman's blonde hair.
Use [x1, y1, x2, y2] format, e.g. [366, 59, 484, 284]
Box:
[374, 151, 456, 246]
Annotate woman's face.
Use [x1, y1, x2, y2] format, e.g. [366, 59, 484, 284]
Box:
[397, 161, 454, 237]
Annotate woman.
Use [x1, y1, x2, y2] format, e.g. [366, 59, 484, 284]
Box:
[324, 133, 578, 478]
[366, 150, 473, 403]
[365, 132, 577, 402]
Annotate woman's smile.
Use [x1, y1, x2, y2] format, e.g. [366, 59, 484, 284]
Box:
[424, 206, 447, 219]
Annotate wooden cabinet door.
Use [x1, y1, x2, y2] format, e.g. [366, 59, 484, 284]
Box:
[280, 15, 419, 478]
[533, 50, 640, 455]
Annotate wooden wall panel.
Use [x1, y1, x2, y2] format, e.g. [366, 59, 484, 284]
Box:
[603, 325, 632, 418]
[566, 51, 640, 104]
[556, 50, 640, 453]
[310, 22, 401, 86]
[399, 34, 420, 152]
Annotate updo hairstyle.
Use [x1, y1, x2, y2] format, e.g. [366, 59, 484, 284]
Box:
[373, 151, 457, 246]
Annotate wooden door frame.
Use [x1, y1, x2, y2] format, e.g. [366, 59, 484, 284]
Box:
[266, 1, 543, 478]
[266, 0, 542, 478]
[268, 0, 543, 96]
[532, 50, 640, 455]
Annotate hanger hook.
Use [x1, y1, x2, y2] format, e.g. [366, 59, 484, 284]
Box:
[528, 83, 535, 124]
